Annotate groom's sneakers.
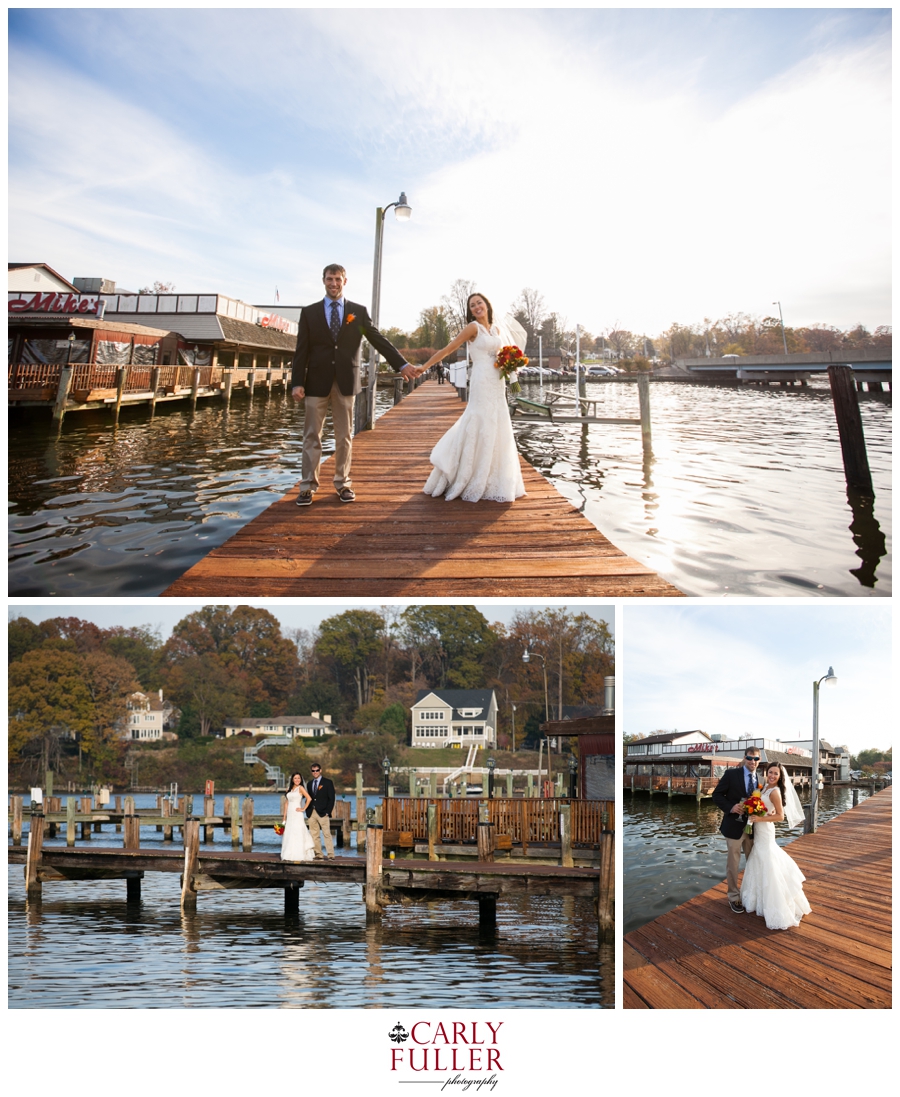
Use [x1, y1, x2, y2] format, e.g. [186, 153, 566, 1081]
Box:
[729, 900, 746, 914]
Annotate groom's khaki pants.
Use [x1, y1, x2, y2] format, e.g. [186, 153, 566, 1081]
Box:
[308, 810, 334, 858]
[301, 382, 355, 493]
[725, 833, 755, 902]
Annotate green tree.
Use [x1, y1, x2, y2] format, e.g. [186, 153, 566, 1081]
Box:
[380, 702, 408, 744]
[8, 615, 46, 664]
[166, 653, 247, 737]
[399, 606, 495, 689]
[317, 609, 385, 708]
[103, 625, 164, 690]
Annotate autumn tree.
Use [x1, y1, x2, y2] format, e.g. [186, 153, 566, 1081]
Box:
[8, 644, 95, 777]
[399, 606, 495, 689]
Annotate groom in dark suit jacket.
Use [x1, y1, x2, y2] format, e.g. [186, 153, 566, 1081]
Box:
[712, 746, 762, 913]
[304, 763, 337, 858]
[291, 264, 415, 505]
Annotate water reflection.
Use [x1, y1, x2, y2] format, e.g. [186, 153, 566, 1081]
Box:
[623, 785, 876, 935]
[9, 378, 890, 596]
[8, 867, 607, 1008]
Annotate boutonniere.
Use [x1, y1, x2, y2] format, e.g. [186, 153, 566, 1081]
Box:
[345, 313, 356, 325]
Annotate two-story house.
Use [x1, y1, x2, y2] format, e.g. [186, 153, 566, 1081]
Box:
[411, 689, 497, 748]
[122, 690, 167, 741]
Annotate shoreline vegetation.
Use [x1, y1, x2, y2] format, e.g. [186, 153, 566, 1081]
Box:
[379, 281, 891, 369]
[9, 605, 613, 792]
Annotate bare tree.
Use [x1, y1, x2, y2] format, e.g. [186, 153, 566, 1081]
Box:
[512, 288, 548, 344]
[440, 279, 478, 336]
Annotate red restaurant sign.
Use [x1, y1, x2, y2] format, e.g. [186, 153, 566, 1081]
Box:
[8, 292, 104, 315]
[687, 743, 714, 753]
[257, 312, 292, 333]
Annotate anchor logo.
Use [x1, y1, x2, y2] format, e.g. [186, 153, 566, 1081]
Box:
[389, 1023, 409, 1044]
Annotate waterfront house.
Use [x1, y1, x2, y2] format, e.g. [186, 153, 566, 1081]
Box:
[121, 690, 169, 741]
[9, 262, 79, 294]
[411, 689, 498, 748]
[778, 739, 851, 783]
[222, 713, 335, 739]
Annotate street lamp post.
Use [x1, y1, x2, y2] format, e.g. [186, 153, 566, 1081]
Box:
[810, 666, 837, 832]
[511, 703, 516, 753]
[522, 650, 549, 722]
[772, 300, 788, 355]
[568, 754, 578, 799]
[382, 755, 391, 800]
[367, 192, 411, 429]
[487, 755, 495, 799]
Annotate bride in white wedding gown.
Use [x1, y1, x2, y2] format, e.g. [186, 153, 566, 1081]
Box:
[280, 771, 316, 862]
[418, 292, 526, 503]
[741, 762, 811, 930]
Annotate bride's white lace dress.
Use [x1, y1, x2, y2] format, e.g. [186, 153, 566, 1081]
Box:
[423, 323, 526, 503]
[280, 788, 316, 862]
[740, 786, 811, 930]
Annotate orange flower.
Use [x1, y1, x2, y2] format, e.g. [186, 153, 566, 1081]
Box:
[346, 313, 356, 324]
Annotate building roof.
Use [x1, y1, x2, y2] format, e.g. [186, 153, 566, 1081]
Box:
[7, 314, 179, 338]
[225, 715, 331, 727]
[414, 689, 495, 708]
[9, 262, 79, 292]
[629, 730, 711, 747]
[219, 315, 297, 350]
[541, 715, 614, 737]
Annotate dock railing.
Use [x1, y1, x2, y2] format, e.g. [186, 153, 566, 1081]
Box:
[383, 797, 613, 846]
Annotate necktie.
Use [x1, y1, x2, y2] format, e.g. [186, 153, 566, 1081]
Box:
[330, 300, 341, 341]
[747, 771, 755, 795]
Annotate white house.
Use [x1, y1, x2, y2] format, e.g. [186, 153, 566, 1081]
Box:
[122, 690, 167, 741]
[411, 689, 498, 748]
[223, 713, 335, 739]
[9, 262, 79, 294]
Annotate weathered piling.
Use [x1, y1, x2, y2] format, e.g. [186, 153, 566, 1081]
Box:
[427, 802, 438, 861]
[66, 796, 76, 847]
[230, 796, 240, 848]
[637, 372, 652, 455]
[25, 804, 45, 902]
[203, 795, 215, 843]
[124, 796, 140, 850]
[181, 819, 200, 912]
[80, 796, 92, 840]
[477, 821, 495, 863]
[597, 830, 614, 931]
[149, 367, 160, 415]
[241, 796, 254, 852]
[162, 796, 173, 842]
[53, 365, 74, 423]
[828, 364, 874, 495]
[365, 824, 384, 919]
[11, 796, 23, 846]
[114, 795, 122, 832]
[559, 803, 573, 868]
[355, 770, 366, 853]
[113, 366, 127, 424]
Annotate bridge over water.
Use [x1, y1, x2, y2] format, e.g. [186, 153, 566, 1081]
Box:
[677, 348, 890, 389]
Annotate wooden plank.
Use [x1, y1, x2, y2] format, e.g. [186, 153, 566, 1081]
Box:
[624, 787, 892, 1009]
[163, 380, 682, 597]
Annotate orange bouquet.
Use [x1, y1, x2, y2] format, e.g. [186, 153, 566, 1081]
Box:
[741, 791, 768, 834]
[274, 822, 285, 836]
[495, 345, 527, 394]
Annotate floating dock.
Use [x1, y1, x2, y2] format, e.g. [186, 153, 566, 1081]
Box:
[623, 787, 891, 1008]
[162, 381, 682, 597]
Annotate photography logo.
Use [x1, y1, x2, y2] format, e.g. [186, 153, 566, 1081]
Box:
[386, 1021, 502, 1090]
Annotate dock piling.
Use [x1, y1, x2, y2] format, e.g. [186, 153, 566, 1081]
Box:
[427, 802, 438, 861]
[478, 894, 497, 931]
[181, 819, 200, 912]
[126, 874, 141, 904]
[637, 372, 652, 455]
[284, 882, 301, 914]
[559, 804, 573, 868]
[25, 804, 45, 902]
[476, 821, 495, 863]
[230, 795, 240, 847]
[365, 824, 384, 920]
[124, 796, 139, 850]
[11, 796, 23, 846]
[828, 364, 874, 495]
[52, 365, 74, 424]
[66, 797, 76, 846]
[355, 770, 366, 853]
[80, 796, 92, 840]
[597, 831, 614, 933]
[241, 796, 254, 852]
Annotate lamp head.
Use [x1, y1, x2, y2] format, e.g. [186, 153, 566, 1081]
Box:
[522, 651, 530, 664]
[393, 192, 411, 221]
[382, 755, 391, 772]
[822, 666, 837, 687]
[487, 756, 495, 770]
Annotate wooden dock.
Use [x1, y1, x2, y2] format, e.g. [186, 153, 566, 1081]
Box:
[162, 381, 682, 597]
[10, 822, 607, 933]
[623, 787, 891, 1008]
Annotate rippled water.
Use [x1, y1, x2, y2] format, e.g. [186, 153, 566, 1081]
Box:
[623, 785, 876, 935]
[516, 378, 891, 596]
[8, 794, 609, 1008]
[8, 378, 891, 596]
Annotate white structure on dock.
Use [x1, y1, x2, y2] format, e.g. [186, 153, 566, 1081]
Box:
[411, 689, 498, 748]
[223, 713, 335, 739]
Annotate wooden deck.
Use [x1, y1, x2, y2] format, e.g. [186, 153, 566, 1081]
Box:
[162, 381, 682, 596]
[624, 787, 892, 1008]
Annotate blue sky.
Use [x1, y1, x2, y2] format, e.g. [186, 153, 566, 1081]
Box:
[8, 8, 891, 337]
[623, 603, 891, 756]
